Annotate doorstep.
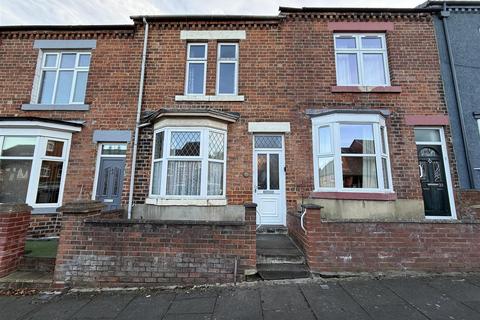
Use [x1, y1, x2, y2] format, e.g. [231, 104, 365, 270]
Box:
[256, 233, 311, 280]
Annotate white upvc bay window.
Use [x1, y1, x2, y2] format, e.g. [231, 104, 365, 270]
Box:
[150, 127, 227, 198]
[216, 43, 238, 95]
[185, 43, 207, 95]
[312, 113, 393, 192]
[0, 130, 71, 208]
[36, 51, 91, 104]
[334, 34, 390, 86]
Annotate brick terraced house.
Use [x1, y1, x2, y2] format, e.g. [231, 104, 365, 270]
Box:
[0, 5, 479, 287]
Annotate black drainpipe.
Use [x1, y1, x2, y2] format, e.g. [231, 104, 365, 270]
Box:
[441, 1, 475, 188]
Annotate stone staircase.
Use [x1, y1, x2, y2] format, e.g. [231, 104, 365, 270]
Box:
[256, 227, 310, 280]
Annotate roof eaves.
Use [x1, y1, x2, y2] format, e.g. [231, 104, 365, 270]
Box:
[130, 14, 282, 24]
[0, 24, 134, 32]
[279, 6, 440, 13]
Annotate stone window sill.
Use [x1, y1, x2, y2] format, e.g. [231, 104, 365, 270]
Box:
[145, 197, 227, 206]
[32, 207, 58, 215]
[22, 104, 90, 111]
[174, 95, 245, 102]
[310, 191, 397, 201]
[331, 86, 402, 93]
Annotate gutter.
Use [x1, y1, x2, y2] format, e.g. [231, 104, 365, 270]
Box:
[127, 17, 149, 219]
[440, 2, 475, 188]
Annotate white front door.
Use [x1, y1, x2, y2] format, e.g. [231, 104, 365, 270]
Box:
[253, 135, 286, 225]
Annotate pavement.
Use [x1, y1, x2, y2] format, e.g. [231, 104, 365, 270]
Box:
[1, 275, 480, 320]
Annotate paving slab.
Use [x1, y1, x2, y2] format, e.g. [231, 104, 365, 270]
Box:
[382, 278, 480, 320]
[71, 292, 135, 319]
[167, 297, 217, 315]
[340, 279, 428, 320]
[163, 314, 212, 320]
[213, 287, 262, 320]
[116, 293, 174, 320]
[260, 284, 309, 311]
[300, 282, 371, 320]
[1, 296, 40, 320]
[25, 294, 91, 320]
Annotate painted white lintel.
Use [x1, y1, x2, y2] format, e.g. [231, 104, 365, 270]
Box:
[180, 30, 246, 40]
[248, 122, 291, 133]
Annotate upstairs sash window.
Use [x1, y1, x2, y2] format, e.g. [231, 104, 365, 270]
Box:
[37, 51, 91, 104]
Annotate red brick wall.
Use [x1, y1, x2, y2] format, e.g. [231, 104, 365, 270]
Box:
[132, 13, 463, 216]
[290, 207, 480, 273]
[27, 214, 62, 239]
[0, 12, 470, 225]
[456, 190, 480, 220]
[54, 204, 256, 287]
[0, 206, 31, 277]
[0, 29, 142, 206]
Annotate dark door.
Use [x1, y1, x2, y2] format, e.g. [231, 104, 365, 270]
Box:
[96, 158, 125, 210]
[417, 145, 450, 216]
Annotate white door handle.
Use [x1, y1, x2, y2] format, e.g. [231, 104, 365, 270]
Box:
[418, 164, 424, 178]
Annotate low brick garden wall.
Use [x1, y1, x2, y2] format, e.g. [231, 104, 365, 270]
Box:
[288, 205, 480, 274]
[54, 201, 256, 288]
[0, 204, 31, 277]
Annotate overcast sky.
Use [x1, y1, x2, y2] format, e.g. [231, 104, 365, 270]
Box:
[0, 0, 425, 26]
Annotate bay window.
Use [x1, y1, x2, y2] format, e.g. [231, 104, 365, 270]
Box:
[0, 130, 71, 208]
[150, 127, 226, 198]
[334, 34, 390, 86]
[312, 113, 393, 192]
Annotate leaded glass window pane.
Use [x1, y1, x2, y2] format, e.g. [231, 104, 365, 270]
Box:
[170, 131, 200, 156]
[254, 136, 282, 149]
[209, 131, 225, 160]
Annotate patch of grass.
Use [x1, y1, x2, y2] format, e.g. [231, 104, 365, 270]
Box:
[24, 239, 58, 258]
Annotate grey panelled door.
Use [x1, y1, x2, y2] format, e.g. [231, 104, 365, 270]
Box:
[95, 158, 125, 210]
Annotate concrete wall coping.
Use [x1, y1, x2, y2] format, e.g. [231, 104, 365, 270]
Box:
[321, 218, 480, 225]
[57, 201, 105, 214]
[84, 218, 245, 227]
[301, 204, 323, 210]
[243, 202, 257, 208]
[0, 203, 32, 214]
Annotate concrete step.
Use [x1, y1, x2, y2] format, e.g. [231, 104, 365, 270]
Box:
[256, 234, 306, 264]
[0, 271, 53, 290]
[257, 263, 311, 280]
[257, 250, 306, 264]
[256, 225, 288, 234]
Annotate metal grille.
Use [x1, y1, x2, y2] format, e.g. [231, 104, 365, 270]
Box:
[208, 132, 225, 160]
[170, 132, 200, 156]
[254, 136, 282, 149]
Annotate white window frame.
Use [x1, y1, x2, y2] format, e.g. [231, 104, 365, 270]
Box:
[312, 113, 393, 193]
[35, 50, 91, 105]
[0, 128, 72, 210]
[216, 43, 239, 95]
[334, 33, 390, 86]
[185, 43, 208, 95]
[149, 127, 227, 200]
[414, 127, 457, 220]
